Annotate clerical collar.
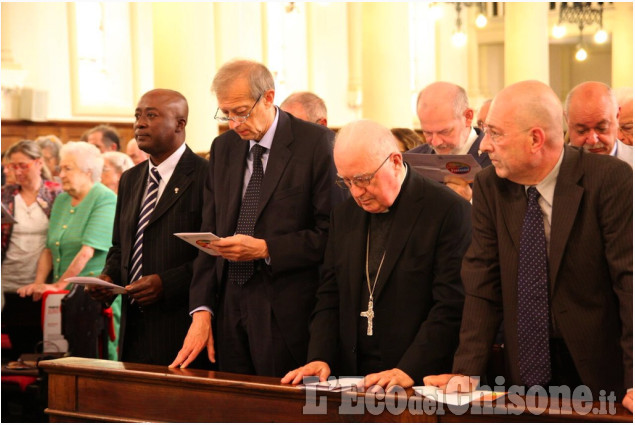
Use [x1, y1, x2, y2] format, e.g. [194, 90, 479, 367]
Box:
[374, 164, 409, 214]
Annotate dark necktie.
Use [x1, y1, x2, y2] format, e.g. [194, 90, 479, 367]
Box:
[227, 143, 266, 285]
[129, 167, 161, 284]
[517, 186, 551, 387]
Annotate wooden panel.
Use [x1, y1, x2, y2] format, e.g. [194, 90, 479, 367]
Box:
[47, 374, 76, 412]
[1, 119, 135, 153]
[40, 357, 632, 423]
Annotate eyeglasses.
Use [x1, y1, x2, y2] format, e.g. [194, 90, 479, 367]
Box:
[214, 95, 262, 124]
[483, 125, 531, 145]
[6, 160, 35, 171]
[336, 154, 392, 189]
[619, 123, 633, 136]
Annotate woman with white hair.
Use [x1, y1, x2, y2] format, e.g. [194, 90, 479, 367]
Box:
[101, 151, 134, 194]
[18, 142, 120, 359]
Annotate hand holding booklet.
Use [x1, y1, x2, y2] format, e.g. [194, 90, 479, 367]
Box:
[174, 232, 221, 256]
[402, 153, 482, 183]
[64, 277, 126, 294]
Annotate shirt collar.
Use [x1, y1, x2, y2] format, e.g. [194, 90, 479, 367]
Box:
[250, 107, 279, 151]
[455, 127, 478, 155]
[148, 142, 186, 181]
[528, 147, 564, 207]
[610, 139, 619, 156]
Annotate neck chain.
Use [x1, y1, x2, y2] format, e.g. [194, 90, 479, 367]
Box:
[361, 227, 386, 336]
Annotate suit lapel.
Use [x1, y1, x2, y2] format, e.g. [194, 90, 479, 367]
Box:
[499, 179, 526, 253]
[548, 147, 583, 291]
[256, 111, 292, 218]
[373, 172, 424, 301]
[148, 147, 194, 226]
[347, 207, 368, 320]
[223, 136, 250, 236]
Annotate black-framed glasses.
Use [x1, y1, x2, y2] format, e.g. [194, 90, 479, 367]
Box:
[336, 154, 393, 189]
[214, 94, 262, 124]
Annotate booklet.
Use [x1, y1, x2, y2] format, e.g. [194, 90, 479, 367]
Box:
[174, 232, 221, 256]
[2, 203, 17, 224]
[64, 276, 127, 294]
[413, 386, 506, 406]
[300, 377, 363, 392]
[402, 153, 482, 183]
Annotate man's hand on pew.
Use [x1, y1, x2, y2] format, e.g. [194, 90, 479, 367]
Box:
[169, 310, 215, 368]
[281, 361, 331, 385]
[423, 373, 479, 393]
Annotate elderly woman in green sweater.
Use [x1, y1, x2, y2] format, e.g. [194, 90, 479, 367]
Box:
[18, 142, 120, 360]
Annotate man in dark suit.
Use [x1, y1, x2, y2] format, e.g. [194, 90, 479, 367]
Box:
[409, 82, 491, 202]
[281, 120, 471, 390]
[170, 60, 338, 376]
[89, 89, 208, 366]
[424, 81, 633, 412]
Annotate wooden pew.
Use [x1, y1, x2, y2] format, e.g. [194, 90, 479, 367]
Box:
[40, 357, 632, 423]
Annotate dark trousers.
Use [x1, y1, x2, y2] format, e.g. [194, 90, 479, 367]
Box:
[217, 271, 297, 377]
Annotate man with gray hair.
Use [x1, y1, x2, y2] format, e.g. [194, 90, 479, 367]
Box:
[615, 87, 633, 147]
[410, 82, 491, 202]
[281, 119, 470, 390]
[35, 135, 63, 180]
[171, 59, 338, 377]
[280, 91, 328, 127]
[565, 81, 633, 166]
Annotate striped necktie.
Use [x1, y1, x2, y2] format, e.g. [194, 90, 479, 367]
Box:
[129, 167, 161, 284]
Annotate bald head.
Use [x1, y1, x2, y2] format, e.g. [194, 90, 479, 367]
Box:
[615, 87, 633, 146]
[416, 82, 473, 154]
[565, 81, 619, 155]
[476, 99, 492, 130]
[134, 89, 189, 164]
[482, 80, 564, 185]
[281, 91, 328, 126]
[334, 120, 404, 213]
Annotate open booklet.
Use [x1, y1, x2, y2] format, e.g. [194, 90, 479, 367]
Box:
[402, 153, 482, 183]
[299, 377, 363, 392]
[174, 232, 221, 256]
[413, 386, 506, 406]
[64, 277, 126, 294]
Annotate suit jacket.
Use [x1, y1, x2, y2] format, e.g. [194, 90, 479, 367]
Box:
[189, 110, 337, 365]
[102, 145, 208, 365]
[407, 128, 492, 169]
[307, 169, 472, 382]
[453, 146, 633, 395]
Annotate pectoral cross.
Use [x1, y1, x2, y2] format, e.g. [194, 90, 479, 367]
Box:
[360, 299, 374, 336]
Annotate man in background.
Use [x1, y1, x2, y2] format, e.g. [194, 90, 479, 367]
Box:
[83, 124, 121, 153]
[565, 81, 632, 166]
[280, 91, 328, 127]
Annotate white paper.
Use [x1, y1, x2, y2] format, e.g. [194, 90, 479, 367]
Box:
[64, 276, 126, 294]
[300, 377, 363, 392]
[412, 386, 506, 406]
[402, 153, 482, 183]
[174, 232, 222, 256]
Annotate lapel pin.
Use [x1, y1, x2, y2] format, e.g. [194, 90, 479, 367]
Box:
[174, 187, 179, 194]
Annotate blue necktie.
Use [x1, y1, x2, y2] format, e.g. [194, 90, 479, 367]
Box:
[517, 186, 551, 387]
[227, 144, 266, 285]
[129, 167, 161, 284]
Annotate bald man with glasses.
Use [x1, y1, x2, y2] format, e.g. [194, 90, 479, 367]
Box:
[282, 120, 471, 390]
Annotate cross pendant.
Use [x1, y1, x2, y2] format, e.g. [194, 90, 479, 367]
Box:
[360, 299, 374, 336]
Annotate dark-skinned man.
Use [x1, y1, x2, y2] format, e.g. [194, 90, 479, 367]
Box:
[88, 89, 208, 366]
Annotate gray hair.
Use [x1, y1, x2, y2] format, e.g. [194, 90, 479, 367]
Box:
[614, 87, 633, 106]
[417, 82, 470, 120]
[564, 81, 618, 116]
[281, 91, 327, 122]
[60, 141, 103, 183]
[35, 135, 63, 159]
[5, 139, 52, 181]
[102, 151, 134, 175]
[212, 59, 275, 100]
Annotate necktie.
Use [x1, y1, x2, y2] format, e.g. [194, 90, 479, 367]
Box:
[129, 167, 161, 284]
[227, 143, 266, 285]
[517, 186, 551, 387]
